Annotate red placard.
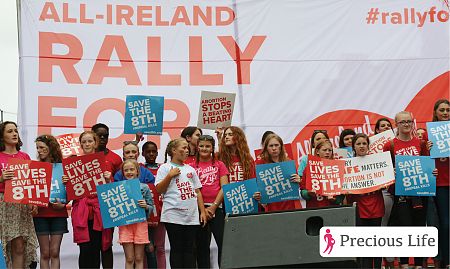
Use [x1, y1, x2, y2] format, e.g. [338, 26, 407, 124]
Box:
[305, 155, 345, 196]
[63, 152, 106, 201]
[4, 159, 52, 207]
[254, 143, 295, 161]
[56, 133, 82, 159]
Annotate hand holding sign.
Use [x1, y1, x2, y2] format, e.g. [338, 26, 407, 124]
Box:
[427, 121, 450, 158]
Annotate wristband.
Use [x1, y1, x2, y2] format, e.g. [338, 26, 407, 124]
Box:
[212, 202, 219, 206]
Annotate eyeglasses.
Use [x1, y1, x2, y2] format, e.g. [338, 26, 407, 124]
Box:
[123, 141, 139, 146]
[396, 120, 413, 126]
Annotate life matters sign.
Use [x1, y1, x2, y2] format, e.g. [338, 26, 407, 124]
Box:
[256, 161, 299, 203]
[4, 159, 52, 207]
[124, 95, 164, 135]
[62, 153, 107, 201]
[427, 121, 450, 158]
[395, 155, 436, 196]
[223, 179, 258, 215]
[343, 152, 395, 194]
[97, 179, 146, 228]
[197, 91, 236, 130]
[305, 155, 345, 196]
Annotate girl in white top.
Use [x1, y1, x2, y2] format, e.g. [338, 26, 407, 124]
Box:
[155, 138, 206, 268]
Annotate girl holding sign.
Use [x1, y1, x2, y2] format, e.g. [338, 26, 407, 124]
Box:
[189, 134, 229, 268]
[297, 130, 330, 179]
[219, 126, 256, 183]
[429, 99, 450, 268]
[256, 134, 301, 212]
[181, 126, 203, 164]
[156, 138, 207, 269]
[120, 159, 154, 269]
[347, 133, 384, 269]
[300, 139, 344, 208]
[34, 134, 68, 269]
[62, 131, 112, 269]
[0, 121, 38, 268]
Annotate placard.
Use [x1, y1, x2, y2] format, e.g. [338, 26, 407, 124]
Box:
[395, 155, 436, 196]
[56, 133, 81, 159]
[62, 152, 107, 200]
[4, 159, 52, 207]
[49, 163, 67, 203]
[256, 161, 299, 203]
[197, 91, 236, 130]
[342, 152, 395, 194]
[305, 155, 345, 196]
[124, 95, 164, 135]
[334, 147, 353, 159]
[97, 179, 147, 228]
[223, 179, 258, 215]
[427, 121, 450, 158]
[369, 130, 396, 154]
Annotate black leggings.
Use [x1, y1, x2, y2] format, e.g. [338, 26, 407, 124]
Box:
[389, 196, 427, 266]
[196, 207, 225, 268]
[165, 223, 199, 268]
[78, 220, 102, 269]
[356, 217, 382, 269]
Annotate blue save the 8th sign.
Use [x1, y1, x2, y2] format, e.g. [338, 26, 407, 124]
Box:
[124, 95, 164, 135]
[395, 155, 436, 196]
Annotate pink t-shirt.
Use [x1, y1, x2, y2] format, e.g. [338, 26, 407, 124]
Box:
[0, 151, 31, 193]
[189, 160, 229, 204]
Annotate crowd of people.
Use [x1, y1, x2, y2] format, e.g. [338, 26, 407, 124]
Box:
[0, 98, 448, 269]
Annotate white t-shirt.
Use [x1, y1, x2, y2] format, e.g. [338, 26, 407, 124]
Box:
[155, 162, 202, 225]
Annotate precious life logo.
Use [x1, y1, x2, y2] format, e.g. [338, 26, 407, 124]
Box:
[319, 227, 438, 257]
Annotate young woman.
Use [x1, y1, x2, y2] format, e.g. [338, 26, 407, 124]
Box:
[218, 126, 256, 183]
[256, 134, 301, 212]
[181, 126, 203, 164]
[0, 121, 38, 268]
[347, 133, 384, 269]
[339, 129, 356, 148]
[429, 99, 449, 268]
[142, 141, 166, 269]
[34, 134, 68, 269]
[382, 111, 435, 269]
[300, 139, 344, 208]
[120, 159, 154, 269]
[374, 118, 394, 135]
[297, 130, 330, 178]
[156, 138, 207, 268]
[62, 130, 112, 269]
[189, 135, 229, 268]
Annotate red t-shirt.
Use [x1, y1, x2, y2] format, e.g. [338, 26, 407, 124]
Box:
[0, 151, 31, 193]
[143, 163, 161, 177]
[35, 204, 69, 218]
[383, 137, 428, 193]
[103, 149, 122, 176]
[189, 160, 229, 204]
[228, 155, 256, 183]
[347, 192, 384, 219]
[255, 159, 298, 212]
[435, 157, 449, 187]
[300, 162, 334, 208]
[185, 155, 196, 165]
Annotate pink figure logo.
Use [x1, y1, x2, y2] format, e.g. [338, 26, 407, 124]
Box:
[323, 229, 335, 254]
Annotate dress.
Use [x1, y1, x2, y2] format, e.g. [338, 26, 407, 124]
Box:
[0, 151, 38, 266]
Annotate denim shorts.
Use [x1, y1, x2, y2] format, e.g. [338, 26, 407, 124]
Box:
[33, 217, 68, 235]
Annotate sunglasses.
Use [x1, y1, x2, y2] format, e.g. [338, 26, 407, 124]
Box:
[313, 130, 328, 134]
[123, 141, 139, 146]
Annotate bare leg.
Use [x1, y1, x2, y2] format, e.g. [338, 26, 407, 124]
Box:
[134, 244, 145, 269]
[49, 234, 63, 269]
[123, 243, 135, 269]
[37, 235, 50, 269]
[11, 236, 25, 269]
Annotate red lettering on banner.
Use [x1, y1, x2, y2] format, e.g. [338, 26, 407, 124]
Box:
[38, 96, 77, 135]
[39, 32, 265, 85]
[39, 2, 60, 22]
[218, 36, 266, 84]
[87, 35, 141, 85]
[39, 32, 83, 84]
[147, 37, 181, 85]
